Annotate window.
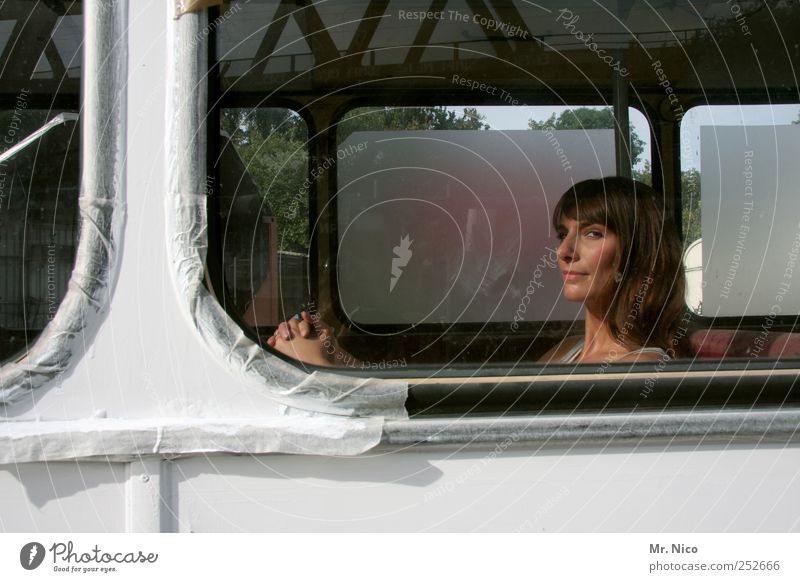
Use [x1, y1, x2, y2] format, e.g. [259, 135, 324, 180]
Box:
[0, 2, 81, 364]
[209, 0, 800, 412]
[213, 108, 309, 338]
[680, 104, 800, 359]
[329, 105, 650, 366]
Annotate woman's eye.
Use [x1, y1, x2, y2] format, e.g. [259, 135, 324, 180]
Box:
[556, 232, 566, 241]
[584, 230, 603, 239]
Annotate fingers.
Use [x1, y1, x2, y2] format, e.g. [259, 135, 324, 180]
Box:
[277, 321, 291, 340]
[286, 317, 303, 338]
[268, 311, 326, 351]
[299, 311, 313, 338]
[270, 320, 293, 345]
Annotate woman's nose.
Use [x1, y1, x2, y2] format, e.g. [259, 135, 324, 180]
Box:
[558, 234, 575, 261]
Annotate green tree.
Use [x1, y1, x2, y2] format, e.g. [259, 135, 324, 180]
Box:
[632, 160, 701, 242]
[220, 106, 488, 253]
[631, 161, 701, 248]
[221, 108, 306, 146]
[338, 106, 488, 141]
[681, 168, 702, 246]
[631, 160, 652, 186]
[221, 108, 309, 253]
[528, 107, 645, 167]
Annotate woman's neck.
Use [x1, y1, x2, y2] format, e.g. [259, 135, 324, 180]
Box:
[580, 304, 627, 362]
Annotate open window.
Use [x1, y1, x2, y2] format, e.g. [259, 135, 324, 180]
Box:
[205, 0, 800, 414]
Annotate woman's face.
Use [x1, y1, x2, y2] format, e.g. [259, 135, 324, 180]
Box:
[556, 217, 619, 307]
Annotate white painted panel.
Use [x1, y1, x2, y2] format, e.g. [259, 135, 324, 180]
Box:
[3, 0, 285, 422]
[0, 462, 126, 532]
[173, 444, 800, 532]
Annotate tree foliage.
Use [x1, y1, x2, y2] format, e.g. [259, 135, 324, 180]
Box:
[531, 108, 704, 246]
[222, 107, 488, 252]
[222, 105, 708, 256]
[221, 108, 309, 253]
[680, 167, 702, 245]
[631, 160, 652, 186]
[632, 161, 702, 248]
[337, 106, 488, 141]
[527, 107, 645, 167]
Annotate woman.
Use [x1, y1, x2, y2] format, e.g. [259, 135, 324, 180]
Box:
[542, 176, 686, 363]
[268, 176, 687, 365]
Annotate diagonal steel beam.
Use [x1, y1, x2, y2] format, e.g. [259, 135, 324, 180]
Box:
[487, 0, 532, 42]
[251, 0, 339, 71]
[465, 0, 512, 59]
[43, 37, 66, 80]
[292, 1, 339, 63]
[404, 0, 448, 64]
[0, 2, 59, 81]
[252, 0, 301, 66]
[346, 0, 390, 57]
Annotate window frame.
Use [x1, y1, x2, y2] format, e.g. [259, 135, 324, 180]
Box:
[0, 0, 125, 405]
[677, 101, 800, 327]
[202, 0, 800, 425]
[205, 98, 317, 350]
[323, 99, 652, 339]
[171, 5, 408, 421]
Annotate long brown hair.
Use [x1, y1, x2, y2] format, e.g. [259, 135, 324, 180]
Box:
[553, 177, 687, 353]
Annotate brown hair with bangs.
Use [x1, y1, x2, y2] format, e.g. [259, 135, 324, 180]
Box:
[553, 177, 687, 353]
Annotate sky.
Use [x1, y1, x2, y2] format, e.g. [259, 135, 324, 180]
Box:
[464, 104, 800, 171]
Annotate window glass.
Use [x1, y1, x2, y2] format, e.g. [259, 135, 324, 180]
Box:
[328, 105, 628, 366]
[215, 108, 309, 336]
[211, 102, 651, 367]
[217, 0, 798, 97]
[0, 1, 81, 363]
[679, 104, 800, 362]
[680, 105, 800, 318]
[334, 105, 648, 332]
[213, 0, 800, 373]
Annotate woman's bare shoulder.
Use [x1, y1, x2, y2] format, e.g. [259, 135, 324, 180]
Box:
[539, 335, 582, 364]
[614, 346, 668, 363]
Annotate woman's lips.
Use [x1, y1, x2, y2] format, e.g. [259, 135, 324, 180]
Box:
[562, 271, 587, 281]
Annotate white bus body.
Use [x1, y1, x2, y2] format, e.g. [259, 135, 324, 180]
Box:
[1, 0, 799, 533]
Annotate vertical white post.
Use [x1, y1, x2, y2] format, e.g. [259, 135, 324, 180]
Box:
[125, 457, 165, 532]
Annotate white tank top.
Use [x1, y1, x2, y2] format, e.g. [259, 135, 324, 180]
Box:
[560, 338, 668, 363]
